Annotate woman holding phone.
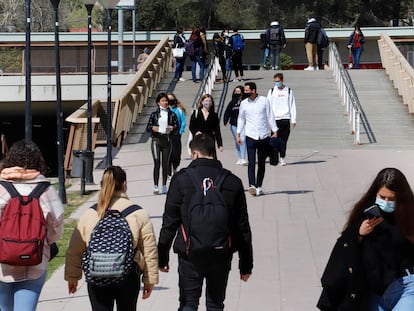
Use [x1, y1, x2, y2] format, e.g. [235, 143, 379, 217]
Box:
[318, 168, 414, 310]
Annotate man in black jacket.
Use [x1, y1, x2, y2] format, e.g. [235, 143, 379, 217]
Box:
[158, 134, 253, 311]
[304, 17, 321, 71]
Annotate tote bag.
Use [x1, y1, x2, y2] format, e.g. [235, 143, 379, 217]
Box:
[172, 44, 184, 58]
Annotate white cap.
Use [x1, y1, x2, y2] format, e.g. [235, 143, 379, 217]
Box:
[308, 17, 316, 23]
[270, 21, 279, 26]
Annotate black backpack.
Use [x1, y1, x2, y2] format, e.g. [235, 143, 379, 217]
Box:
[317, 28, 329, 48]
[269, 27, 281, 44]
[81, 204, 141, 287]
[182, 168, 231, 258]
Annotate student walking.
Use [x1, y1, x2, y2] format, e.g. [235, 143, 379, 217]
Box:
[267, 73, 296, 166]
[237, 82, 278, 196]
[304, 17, 321, 71]
[0, 140, 64, 311]
[230, 29, 245, 82]
[173, 27, 187, 81]
[347, 25, 365, 69]
[158, 134, 253, 311]
[265, 21, 286, 70]
[318, 168, 414, 310]
[223, 85, 247, 165]
[189, 94, 223, 157]
[146, 93, 179, 194]
[65, 166, 159, 311]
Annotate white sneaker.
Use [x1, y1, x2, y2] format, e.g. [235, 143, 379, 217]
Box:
[279, 158, 287, 166]
[167, 175, 172, 182]
[256, 187, 264, 196]
[179, 77, 186, 82]
[161, 185, 168, 194]
[248, 185, 256, 196]
[153, 185, 159, 195]
[236, 159, 242, 165]
[315, 66, 319, 71]
[232, 78, 240, 82]
[240, 159, 248, 166]
[304, 66, 314, 71]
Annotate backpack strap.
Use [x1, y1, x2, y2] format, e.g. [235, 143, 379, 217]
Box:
[0, 180, 50, 199]
[89, 203, 142, 217]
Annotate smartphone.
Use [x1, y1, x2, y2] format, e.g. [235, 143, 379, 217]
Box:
[364, 204, 382, 219]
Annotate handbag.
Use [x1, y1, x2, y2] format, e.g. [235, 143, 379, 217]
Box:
[172, 44, 184, 58]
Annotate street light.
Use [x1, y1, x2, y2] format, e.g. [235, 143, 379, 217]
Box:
[50, 0, 67, 204]
[25, 0, 31, 141]
[82, 0, 96, 184]
[99, 0, 119, 167]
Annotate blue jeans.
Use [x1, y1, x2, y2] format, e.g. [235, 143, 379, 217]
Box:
[263, 48, 269, 67]
[175, 54, 186, 79]
[191, 56, 205, 82]
[352, 47, 363, 69]
[0, 272, 47, 311]
[269, 45, 282, 69]
[230, 125, 246, 160]
[246, 136, 269, 187]
[369, 274, 414, 311]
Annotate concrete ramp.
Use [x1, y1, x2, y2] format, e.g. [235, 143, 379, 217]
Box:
[348, 69, 414, 150]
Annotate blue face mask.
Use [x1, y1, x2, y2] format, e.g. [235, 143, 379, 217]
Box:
[275, 81, 283, 88]
[375, 197, 396, 213]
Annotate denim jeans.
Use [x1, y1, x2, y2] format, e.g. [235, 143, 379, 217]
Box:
[191, 56, 205, 82]
[230, 125, 246, 160]
[352, 47, 363, 69]
[263, 48, 269, 67]
[175, 55, 186, 79]
[368, 274, 414, 311]
[269, 45, 282, 69]
[246, 136, 269, 187]
[0, 271, 47, 311]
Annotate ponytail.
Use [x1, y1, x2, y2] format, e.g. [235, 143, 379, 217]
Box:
[97, 166, 127, 219]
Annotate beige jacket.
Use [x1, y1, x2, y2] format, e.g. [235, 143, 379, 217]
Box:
[65, 192, 159, 285]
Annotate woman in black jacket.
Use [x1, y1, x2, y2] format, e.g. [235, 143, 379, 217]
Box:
[189, 94, 223, 158]
[146, 93, 178, 195]
[318, 168, 414, 310]
[223, 85, 247, 165]
[213, 32, 227, 82]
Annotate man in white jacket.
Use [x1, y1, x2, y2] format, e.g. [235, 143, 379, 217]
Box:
[267, 73, 296, 165]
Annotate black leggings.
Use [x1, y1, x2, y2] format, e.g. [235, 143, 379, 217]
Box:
[169, 134, 182, 175]
[87, 268, 140, 311]
[151, 135, 171, 186]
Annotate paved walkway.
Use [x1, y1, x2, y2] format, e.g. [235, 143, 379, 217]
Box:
[38, 69, 414, 310]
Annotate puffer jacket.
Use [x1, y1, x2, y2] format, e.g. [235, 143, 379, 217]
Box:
[146, 107, 179, 139]
[65, 192, 159, 285]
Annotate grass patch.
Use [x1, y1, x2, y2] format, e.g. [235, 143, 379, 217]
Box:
[47, 190, 97, 280]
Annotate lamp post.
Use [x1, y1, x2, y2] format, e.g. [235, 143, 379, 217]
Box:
[100, 0, 119, 168]
[82, 0, 96, 184]
[50, 0, 67, 204]
[25, 0, 31, 141]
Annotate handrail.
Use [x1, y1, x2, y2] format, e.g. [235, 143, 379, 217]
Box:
[378, 33, 414, 114]
[64, 36, 172, 173]
[329, 42, 375, 144]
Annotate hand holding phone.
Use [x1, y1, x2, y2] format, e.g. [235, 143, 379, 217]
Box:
[364, 204, 382, 219]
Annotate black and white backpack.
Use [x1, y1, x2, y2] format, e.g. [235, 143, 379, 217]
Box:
[81, 204, 141, 287]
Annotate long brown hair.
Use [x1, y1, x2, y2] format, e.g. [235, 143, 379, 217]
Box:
[344, 168, 414, 239]
[97, 166, 126, 219]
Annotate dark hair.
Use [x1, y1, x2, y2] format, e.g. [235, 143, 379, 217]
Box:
[274, 73, 284, 80]
[198, 94, 215, 113]
[244, 81, 257, 91]
[344, 168, 414, 238]
[233, 85, 244, 95]
[155, 92, 168, 104]
[233, 28, 238, 32]
[97, 166, 127, 218]
[0, 140, 50, 175]
[189, 133, 215, 158]
[176, 27, 183, 34]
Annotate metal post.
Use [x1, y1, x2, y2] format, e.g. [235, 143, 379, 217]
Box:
[106, 8, 113, 167]
[132, 8, 136, 71]
[85, 2, 95, 184]
[50, 0, 67, 204]
[118, 7, 123, 72]
[25, 0, 32, 142]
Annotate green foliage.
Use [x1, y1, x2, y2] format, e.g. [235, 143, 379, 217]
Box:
[280, 53, 293, 70]
[0, 47, 22, 73]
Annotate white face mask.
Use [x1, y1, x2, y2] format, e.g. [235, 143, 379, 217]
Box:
[203, 101, 212, 109]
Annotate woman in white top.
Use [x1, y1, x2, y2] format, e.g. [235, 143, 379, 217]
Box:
[146, 93, 179, 195]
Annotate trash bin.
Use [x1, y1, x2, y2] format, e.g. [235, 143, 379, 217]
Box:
[72, 150, 94, 183]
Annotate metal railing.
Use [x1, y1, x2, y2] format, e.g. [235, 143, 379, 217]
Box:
[329, 42, 375, 144]
[378, 33, 414, 114]
[64, 35, 172, 173]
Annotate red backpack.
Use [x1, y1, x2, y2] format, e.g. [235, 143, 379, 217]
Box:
[0, 181, 50, 266]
